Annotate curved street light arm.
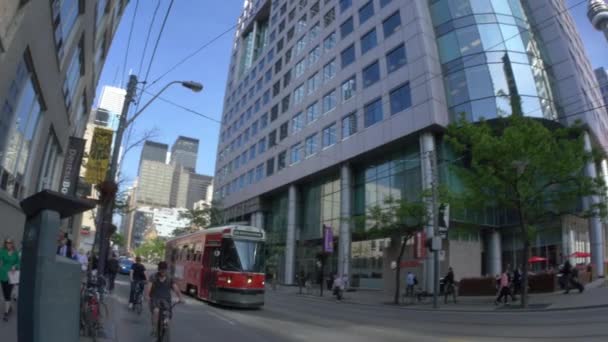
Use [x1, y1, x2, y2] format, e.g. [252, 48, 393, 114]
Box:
[125, 80, 182, 128]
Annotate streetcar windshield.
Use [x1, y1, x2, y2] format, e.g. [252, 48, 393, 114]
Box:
[220, 238, 265, 272]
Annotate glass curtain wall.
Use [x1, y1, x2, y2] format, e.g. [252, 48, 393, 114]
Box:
[351, 143, 421, 288]
[429, 0, 556, 121]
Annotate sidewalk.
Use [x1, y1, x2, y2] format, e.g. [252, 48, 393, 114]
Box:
[273, 278, 608, 311]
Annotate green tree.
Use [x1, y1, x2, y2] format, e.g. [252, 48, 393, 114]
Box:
[134, 237, 166, 263]
[110, 233, 125, 248]
[363, 196, 428, 304]
[446, 114, 605, 308]
[174, 201, 224, 237]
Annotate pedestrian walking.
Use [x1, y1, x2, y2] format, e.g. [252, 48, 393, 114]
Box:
[106, 253, 119, 293]
[74, 248, 89, 272]
[1, 238, 20, 322]
[444, 267, 457, 304]
[511, 267, 522, 300]
[56, 233, 72, 258]
[495, 270, 511, 305]
[332, 274, 344, 301]
[405, 272, 416, 303]
[563, 261, 584, 294]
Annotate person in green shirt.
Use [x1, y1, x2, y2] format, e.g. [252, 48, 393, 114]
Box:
[1, 238, 20, 322]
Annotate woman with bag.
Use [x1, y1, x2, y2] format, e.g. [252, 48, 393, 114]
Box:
[1, 238, 20, 322]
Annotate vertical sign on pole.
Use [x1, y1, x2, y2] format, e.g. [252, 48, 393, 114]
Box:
[323, 224, 333, 253]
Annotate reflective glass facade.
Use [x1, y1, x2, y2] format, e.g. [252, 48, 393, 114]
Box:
[429, 0, 556, 121]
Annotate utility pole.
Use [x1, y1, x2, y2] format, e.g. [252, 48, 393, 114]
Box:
[96, 74, 138, 277]
[431, 149, 440, 309]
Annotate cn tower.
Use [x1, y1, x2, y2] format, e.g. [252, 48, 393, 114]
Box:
[588, 0, 608, 41]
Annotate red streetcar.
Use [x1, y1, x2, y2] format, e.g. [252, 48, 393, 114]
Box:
[165, 225, 266, 308]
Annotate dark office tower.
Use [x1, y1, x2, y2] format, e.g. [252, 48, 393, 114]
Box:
[171, 136, 199, 172]
[141, 140, 169, 163]
[187, 173, 213, 209]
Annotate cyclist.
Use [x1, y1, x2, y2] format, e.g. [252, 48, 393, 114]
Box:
[146, 261, 183, 336]
[128, 256, 147, 310]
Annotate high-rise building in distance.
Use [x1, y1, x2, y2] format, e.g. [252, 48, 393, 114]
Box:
[171, 136, 199, 172]
[214, 0, 608, 288]
[595, 67, 608, 109]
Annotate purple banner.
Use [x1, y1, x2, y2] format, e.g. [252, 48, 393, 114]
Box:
[323, 224, 333, 253]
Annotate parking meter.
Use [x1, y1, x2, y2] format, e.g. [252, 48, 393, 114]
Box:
[18, 190, 95, 342]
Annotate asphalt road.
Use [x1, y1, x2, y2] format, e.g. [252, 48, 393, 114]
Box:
[107, 275, 608, 342]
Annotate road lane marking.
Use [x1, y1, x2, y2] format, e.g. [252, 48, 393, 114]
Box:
[205, 309, 236, 325]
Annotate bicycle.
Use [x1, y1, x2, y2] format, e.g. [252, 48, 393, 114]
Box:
[156, 300, 181, 342]
[132, 281, 145, 315]
[79, 282, 108, 341]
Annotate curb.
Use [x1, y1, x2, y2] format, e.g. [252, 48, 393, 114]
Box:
[275, 291, 608, 313]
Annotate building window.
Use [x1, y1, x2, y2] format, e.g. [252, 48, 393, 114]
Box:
[364, 97, 383, 127]
[294, 84, 306, 105]
[271, 104, 279, 121]
[324, 7, 335, 27]
[307, 72, 321, 94]
[266, 157, 275, 176]
[263, 90, 270, 105]
[275, 58, 283, 73]
[341, 44, 356, 68]
[273, 80, 281, 97]
[251, 120, 259, 136]
[340, 0, 352, 13]
[256, 163, 264, 181]
[323, 59, 336, 82]
[311, 1, 320, 17]
[37, 131, 63, 193]
[323, 31, 336, 52]
[291, 143, 303, 164]
[341, 75, 356, 102]
[247, 169, 255, 185]
[390, 83, 412, 115]
[0, 58, 44, 198]
[305, 133, 318, 157]
[380, 0, 392, 8]
[322, 89, 337, 114]
[269, 130, 277, 147]
[307, 101, 320, 123]
[340, 17, 354, 39]
[342, 112, 357, 138]
[361, 28, 378, 55]
[297, 15, 308, 33]
[386, 44, 407, 73]
[383, 11, 401, 38]
[292, 112, 304, 133]
[282, 94, 291, 113]
[278, 150, 287, 170]
[283, 69, 292, 87]
[308, 45, 321, 66]
[295, 58, 307, 78]
[258, 137, 267, 153]
[249, 145, 256, 160]
[310, 22, 321, 41]
[358, 1, 374, 25]
[52, 0, 81, 59]
[285, 47, 293, 64]
[280, 122, 289, 140]
[296, 36, 307, 55]
[287, 27, 295, 42]
[362, 60, 380, 88]
[260, 113, 269, 128]
[63, 40, 83, 109]
[322, 123, 337, 148]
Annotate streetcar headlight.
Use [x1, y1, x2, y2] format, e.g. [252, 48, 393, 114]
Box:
[262, 280, 265, 285]
[247, 277, 252, 284]
[227, 277, 232, 284]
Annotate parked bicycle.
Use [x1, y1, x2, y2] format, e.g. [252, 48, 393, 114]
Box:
[156, 300, 181, 342]
[79, 279, 108, 341]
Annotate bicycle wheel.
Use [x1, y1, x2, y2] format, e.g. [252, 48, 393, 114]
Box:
[157, 313, 164, 342]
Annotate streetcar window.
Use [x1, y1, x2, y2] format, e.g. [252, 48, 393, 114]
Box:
[220, 239, 265, 272]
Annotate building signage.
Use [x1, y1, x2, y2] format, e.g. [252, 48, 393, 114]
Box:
[414, 231, 426, 259]
[59, 137, 86, 196]
[84, 127, 114, 185]
[323, 224, 333, 253]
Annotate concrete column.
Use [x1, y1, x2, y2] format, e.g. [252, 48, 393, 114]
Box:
[338, 163, 352, 280]
[487, 230, 502, 276]
[583, 132, 605, 277]
[285, 184, 298, 285]
[420, 132, 436, 293]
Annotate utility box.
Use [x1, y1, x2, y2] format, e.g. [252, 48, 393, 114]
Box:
[18, 190, 95, 342]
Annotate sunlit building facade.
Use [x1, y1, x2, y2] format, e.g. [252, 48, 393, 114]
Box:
[214, 0, 608, 290]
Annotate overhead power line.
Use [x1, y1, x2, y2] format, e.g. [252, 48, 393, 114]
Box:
[121, 0, 139, 87]
[137, 0, 162, 77]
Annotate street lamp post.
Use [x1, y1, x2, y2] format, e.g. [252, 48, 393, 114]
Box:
[588, 0, 608, 42]
[95, 74, 202, 276]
